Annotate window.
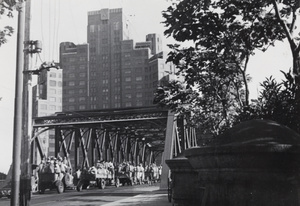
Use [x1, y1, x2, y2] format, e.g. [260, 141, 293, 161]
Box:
[79, 105, 86, 110]
[124, 62, 131, 66]
[40, 104, 47, 110]
[58, 81, 62, 87]
[136, 76, 142, 81]
[125, 85, 132, 89]
[68, 106, 75, 110]
[69, 98, 75, 102]
[69, 73, 75, 78]
[125, 102, 132, 107]
[49, 89, 56, 94]
[79, 81, 86, 86]
[79, 89, 85, 94]
[79, 73, 86, 77]
[49, 80, 56, 86]
[136, 93, 142, 98]
[68, 81, 75, 86]
[125, 94, 132, 99]
[79, 97, 86, 102]
[125, 77, 131, 82]
[49, 97, 56, 102]
[113, 22, 119, 30]
[90, 25, 95, 32]
[68, 90, 75, 94]
[50, 72, 56, 78]
[79, 65, 85, 70]
[49, 105, 56, 110]
[137, 102, 143, 106]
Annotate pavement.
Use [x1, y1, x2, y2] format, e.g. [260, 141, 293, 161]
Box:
[0, 185, 172, 206]
[102, 186, 171, 206]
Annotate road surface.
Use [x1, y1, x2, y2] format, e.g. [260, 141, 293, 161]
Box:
[0, 184, 165, 206]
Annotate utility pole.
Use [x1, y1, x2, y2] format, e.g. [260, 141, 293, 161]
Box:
[20, 0, 32, 205]
[11, 1, 26, 205]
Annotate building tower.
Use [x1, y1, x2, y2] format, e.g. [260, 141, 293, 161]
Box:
[60, 8, 174, 111]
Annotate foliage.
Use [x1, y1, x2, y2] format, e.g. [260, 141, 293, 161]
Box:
[0, 0, 23, 47]
[156, 0, 300, 135]
[236, 70, 299, 133]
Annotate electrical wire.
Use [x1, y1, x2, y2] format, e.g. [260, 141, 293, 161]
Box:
[48, 0, 51, 60]
[69, 2, 80, 44]
[54, 0, 61, 62]
[40, 1, 45, 61]
[52, 0, 56, 61]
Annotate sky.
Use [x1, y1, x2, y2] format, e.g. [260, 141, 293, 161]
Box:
[0, 0, 293, 174]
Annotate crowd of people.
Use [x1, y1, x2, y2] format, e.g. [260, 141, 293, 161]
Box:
[38, 155, 71, 176]
[35, 156, 162, 187]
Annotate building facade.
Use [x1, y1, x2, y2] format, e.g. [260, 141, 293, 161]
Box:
[59, 42, 89, 111]
[32, 67, 63, 160]
[60, 8, 174, 111]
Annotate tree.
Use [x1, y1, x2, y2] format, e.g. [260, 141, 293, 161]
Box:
[156, 0, 300, 135]
[236, 70, 299, 133]
[0, 0, 22, 46]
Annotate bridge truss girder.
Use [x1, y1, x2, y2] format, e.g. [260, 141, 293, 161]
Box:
[31, 107, 198, 188]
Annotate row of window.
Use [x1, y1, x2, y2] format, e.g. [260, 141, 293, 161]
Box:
[68, 73, 86, 78]
[49, 80, 62, 87]
[68, 57, 86, 62]
[49, 89, 62, 94]
[65, 65, 86, 70]
[40, 104, 62, 111]
[66, 105, 86, 110]
[67, 81, 86, 86]
[68, 97, 86, 102]
[49, 72, 62, 78]
[89, 101, 146, 110]
[66, 89, 86, 94]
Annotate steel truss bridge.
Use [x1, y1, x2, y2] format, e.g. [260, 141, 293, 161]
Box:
[31, 106, 198, 188]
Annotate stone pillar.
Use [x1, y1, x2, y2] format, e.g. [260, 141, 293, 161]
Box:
[166, 156, 201, 206]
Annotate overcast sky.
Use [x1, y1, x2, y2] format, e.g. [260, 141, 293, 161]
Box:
[0, 0, 292, 173]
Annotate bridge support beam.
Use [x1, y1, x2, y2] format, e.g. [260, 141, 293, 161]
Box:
[160, 111, 175, 190]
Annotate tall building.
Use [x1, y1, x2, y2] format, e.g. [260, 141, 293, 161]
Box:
[60, 8, 174, 111]
[60, 42, 89, 111]
[32, 67, 63, 161]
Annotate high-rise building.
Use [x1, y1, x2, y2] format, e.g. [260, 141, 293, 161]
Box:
[60, 8, 174, 111]
[32, 67, 63, 160]
[60, 42, 89, 111]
